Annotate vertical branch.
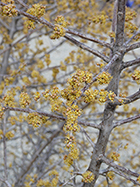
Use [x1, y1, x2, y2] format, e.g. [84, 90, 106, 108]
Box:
[115, 0, 126, 47]
[2, 112, 8, 180]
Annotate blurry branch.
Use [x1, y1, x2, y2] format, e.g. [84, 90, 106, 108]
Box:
[37, 159, 63, 181]
[3, 106, 65, 120]
[121, 58, 140, 70]
[0, 178, 11, 187]
[61, 174, 77, 186]
[15, 123, 64, 186]
[80, 125, 95, 148]
[0, 18, 10, 30]
[125, 41, 140, 52]
[124, 30, 140, 45]
[0, 2, 110, 63]
[110, 167, 140, 186]
[2, 112, 8, 180]
[0, 26, 43, 56]
[66, 29, 112, 49]
[112, 89, 140, 106]
[64, 34, 110, 62]
[99, 154, 140, 185]
[14, 0, 29, 10]
[3, 106, 100, 129]
[113, 113, 140, 128]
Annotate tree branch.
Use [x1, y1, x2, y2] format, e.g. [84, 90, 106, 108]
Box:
[114, 0, 126, 47]
[121, 57, 140, 70]
[66, 29, 112, 49]
[113, 113, 140, 128]
[99, 154, 139, 178]
[125, 41, 140, 53]
[0, 2, 110, 63]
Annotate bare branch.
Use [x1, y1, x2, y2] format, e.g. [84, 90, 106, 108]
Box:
[15, 123, 64, 186]
[121, 57, 140, 70]
[110, 168, 140, 186]
[124, 30, 140, 45]
[113, 113, 140, 128]
[115, 0, 126, 47]
[125, 41, 140, 53]
[0, 178, 11, 187]
[66, 29, 112, 49]
[99, 154, 139, 178]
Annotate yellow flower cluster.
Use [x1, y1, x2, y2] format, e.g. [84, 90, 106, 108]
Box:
[34, 92, 41, 101]
[63, 154, 74, 166]
[90, 14, 108, 24]
[98, 89, 108, 103]
[0, 129, 3, 139]
[51, 15, 69, 39]
[84, 89, 99, 103]
[52, 68, 59, 79]
[125, 9, 137, 22]
[97, 72, 112, 85]
[82, 171, 94, 183]
[8, 116, 18, 125]
[5, 131, 14, 140]
[125, 22, 138, 33]
[49, 87, 62, 112]
[55, 15, 70, 27]
[44, 54, 51, 66]
[0, 0, 18, 17]
[108, 91, 116, 102]
[3, 90, 16, 107]
[108, 31, 115, 38]
[64, 105, 81, 133]
[107, 171, 114, 180]
[27, 112, 42, 128]
[64, 145, 79, 166]
[26, 4, 46, 18]
[24, 19, 35, 30]
[132, 70, 140, 84]
[111, 151, 120, 161]
[51, 24, 65, 39]
[48, 170, 59, 187]
[65, 134, 75, 149]
[42, 89, 49, 99]
[137, 175, 140, 183]
[19, 92, 31, 108]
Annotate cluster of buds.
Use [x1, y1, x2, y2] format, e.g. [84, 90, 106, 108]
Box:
[97, 71, 112, 85]
[26, 3, 46, 18]
[82, 171, 94, 183]
[51, 15, 70, 39]
[0, 0, 18, 17]
[19, 92, 31, 108]
[132, 70, 140, 83]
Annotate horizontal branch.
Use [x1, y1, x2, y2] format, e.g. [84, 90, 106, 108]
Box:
[110, 167, 140, 186]
[125, 41, 140, 53]
[124, 30, 140, 46]
[3, 106, 65, 120]
[112, 89, 140, 106]
[113, 113, 140, 128]
[64, 34, 110, 62]
[3, 106, 100, 129]
[121, 57, 140, 70]
[99, 154, 139, 178]
[66, 29, 112, 49]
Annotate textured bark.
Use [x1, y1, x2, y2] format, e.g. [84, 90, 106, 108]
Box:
[83, 1, 126, 186]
